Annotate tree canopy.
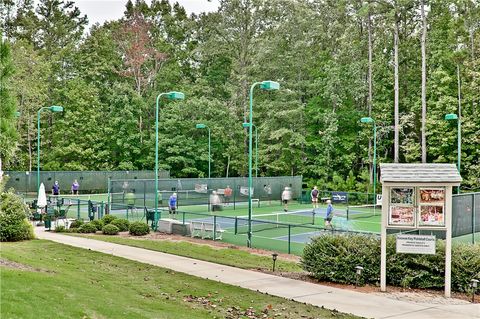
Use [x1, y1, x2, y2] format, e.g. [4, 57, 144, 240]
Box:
[1, 0, 479, 192]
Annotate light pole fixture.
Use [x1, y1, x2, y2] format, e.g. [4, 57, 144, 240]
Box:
[360, 117, 377, 208]
[272, 253, 278, 272]
[355, 265, 364, 288]
[195, 123, 211, 179]
[445, 113, 461, 194]
[154, 91, 185, 230]
[471, 279, 478, 303]
[247, 81, 279, 248]
[242, 122, 258, 178]
[37, 105, 63, 192]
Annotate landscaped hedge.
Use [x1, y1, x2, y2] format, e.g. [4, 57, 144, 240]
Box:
[102, 224, 119, 235]
[0, 187, 34, 242]
[102, 214, 117, 225]
[129, 221, 150, 236]
[302, 234, 480, 292]
[78, 223, 98, 234]
[110, 218, 130, 232]
[69, 219, 84, 229]
[90, 219, 104, 231]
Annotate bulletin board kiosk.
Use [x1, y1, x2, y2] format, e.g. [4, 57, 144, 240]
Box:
[379, 163, 462, 298]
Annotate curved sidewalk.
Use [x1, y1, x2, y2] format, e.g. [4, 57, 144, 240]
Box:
[35, 228, 479, 319]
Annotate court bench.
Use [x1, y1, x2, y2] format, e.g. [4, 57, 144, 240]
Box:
[190, 221, 225, 240]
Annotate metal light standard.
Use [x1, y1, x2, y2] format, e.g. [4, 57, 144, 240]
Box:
[37, 106, 63, 192]
[155, 91, 185, 230]
[247, 81, 279, 247]
[195, 124, 211, 178]
[445, 113, 461, 194]
[361, 117, 377, 207]
[242, 122, 258, 178]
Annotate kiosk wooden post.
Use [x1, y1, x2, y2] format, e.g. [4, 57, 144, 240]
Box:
[379, 164, 461, 298]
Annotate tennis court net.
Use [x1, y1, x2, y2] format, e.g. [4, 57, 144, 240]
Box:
[235, 210, 316, 234]
[346, 204, 381, 220]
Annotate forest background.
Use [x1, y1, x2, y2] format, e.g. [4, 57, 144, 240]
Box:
[1, 0, 479, 192]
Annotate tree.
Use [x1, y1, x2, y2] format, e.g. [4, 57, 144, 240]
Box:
[0, 40, 18, 179]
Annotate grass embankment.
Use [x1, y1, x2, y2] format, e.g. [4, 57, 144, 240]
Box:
[70, 233, 303, 272]
[1, 240, 358, 319]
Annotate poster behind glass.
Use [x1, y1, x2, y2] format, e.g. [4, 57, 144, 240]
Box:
[418, 188, 445, 227]
[389, 188, 415, 226]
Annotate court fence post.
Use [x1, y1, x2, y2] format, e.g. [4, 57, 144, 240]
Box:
[288, 225, 291, 254]
[213, 215, 217, 240]
[182, 211, 185, 225]
[77, 199, 80, 219]
[234, 217, 238, 234]
[233, 181, 236, 210]
[472, 193, 476, 245]
[100, 201, 104, 219]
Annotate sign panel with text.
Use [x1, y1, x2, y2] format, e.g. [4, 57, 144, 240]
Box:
[396, 234, 436, 255]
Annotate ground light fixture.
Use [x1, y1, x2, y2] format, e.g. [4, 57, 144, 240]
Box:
[355, 266, 364, 288]
[195, 123, 211, 178]
[242, 122, 258, 178]
[471, 279, 479, 303]
[272, 253, 278, 272]
[360, 117, 377, 209]
[37, 105, 64, 192]
[154, 91, 185, 230]
[247, 81, 279, 248]
[444, 113, 461, 194]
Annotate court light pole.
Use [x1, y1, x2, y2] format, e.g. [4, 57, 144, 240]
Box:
[247, 81, 279, 248]
[195, 123, 211, 178]
[242, 122, 258, 178]
[37, 106, 63, 193]
[445, 113, 460, 194]
[155, 91, 185, 230]
[360, 117, 376, 207]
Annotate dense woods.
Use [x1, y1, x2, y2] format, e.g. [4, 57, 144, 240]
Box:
[1, 0, 479, 192]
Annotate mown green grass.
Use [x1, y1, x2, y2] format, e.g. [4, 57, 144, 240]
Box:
[1, 240, 359, 319]
[70, 233, 303, 273]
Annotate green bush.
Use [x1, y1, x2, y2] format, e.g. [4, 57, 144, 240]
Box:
[301, 234, 480, 292]
[69, 219, 84, 229]
[102, 214, 117, 225]
[90, 219, 104, 231]
[55, 226, 66, 233]
[0, 188, 35, 242]
[78, 223, 98, 234]
[102, 224, 119, 235]
[110, 218, 130, 232]
[129, 221, 150, 236]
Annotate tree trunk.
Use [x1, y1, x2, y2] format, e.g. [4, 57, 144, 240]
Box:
[421, 0, 427, 163]
[394, 13, 400, 163]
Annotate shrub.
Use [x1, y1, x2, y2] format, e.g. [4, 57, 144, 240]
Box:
[55, 226, 66, 233]
[90, 219, 104, 231]
[69, 219, 84, 229]
[102, 224, 119, 235]
[0, 188, 35, 242]
[78, 223, 98, 234]
[301, 234, 480, 292]
[129, 221, 150, 236]
[110, 218, 130, 232]
[102, 214, 117, 225]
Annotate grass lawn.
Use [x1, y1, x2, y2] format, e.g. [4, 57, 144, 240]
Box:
[69, 233, 303, 273]
[1, 240, 358, 319]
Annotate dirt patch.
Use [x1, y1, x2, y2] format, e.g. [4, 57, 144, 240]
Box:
[0, 258, 54, 273]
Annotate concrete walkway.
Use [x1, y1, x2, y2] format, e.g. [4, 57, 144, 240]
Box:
[34, 228, 479, 319]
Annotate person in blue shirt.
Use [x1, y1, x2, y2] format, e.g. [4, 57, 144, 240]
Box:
[52, 181, 60, 196]
[169, 193, 177, 219]
[325, 199, 334, 228]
